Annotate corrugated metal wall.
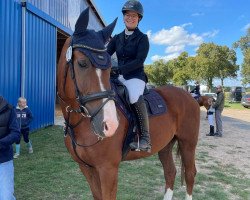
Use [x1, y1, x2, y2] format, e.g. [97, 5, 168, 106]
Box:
[0, 0, 22, 105]
[26, 0, 104, 31]
[0, 0, 105, 130]
[25, 10, 57, 129]
[27, 0, 69, 28]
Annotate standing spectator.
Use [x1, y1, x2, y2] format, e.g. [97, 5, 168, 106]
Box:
[0, 95, 20, 200]
[213, 85, 225, 137]
[14, 97, 33, 158]
[206, 98, 215, 136]
[107, 0, 151, 152]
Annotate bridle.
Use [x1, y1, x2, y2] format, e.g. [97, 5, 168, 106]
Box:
[58, 39, 116, 167]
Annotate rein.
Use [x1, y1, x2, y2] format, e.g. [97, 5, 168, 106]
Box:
[58, 40, 116, 167]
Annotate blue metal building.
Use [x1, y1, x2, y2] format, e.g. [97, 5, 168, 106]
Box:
[0, 0, 105, 130]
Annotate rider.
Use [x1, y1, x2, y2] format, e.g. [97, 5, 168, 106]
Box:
[107, 0, 151, 152]
[191, 81, 201, 100]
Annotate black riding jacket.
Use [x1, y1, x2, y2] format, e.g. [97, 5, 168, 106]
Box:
[191, 85, 201, 95]
[107, 27, 149, 82]
[0, 96, 20, 163]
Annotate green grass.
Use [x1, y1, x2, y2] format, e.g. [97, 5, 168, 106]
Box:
[224, 101, 246, 110]
[14, 126, 250, 200]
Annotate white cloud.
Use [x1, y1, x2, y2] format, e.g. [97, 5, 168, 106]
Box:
[238, 15, 245, 20]
[242, 23, 250, 31]
[150, 25, 203, 46]
[165, 45, 185, 54]
[148, 23, 218, 62]
[202, 30, 219, 38]
[146, 30, 152, 39]
[151, 53, 179, 62]
[191, 12, 204, 17]
[194, 46, 199, 52]
[181, 23, 192, 28]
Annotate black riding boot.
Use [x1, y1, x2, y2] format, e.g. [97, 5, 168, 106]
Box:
[206, 125, 214, 136]
[129, 96, 151, 152]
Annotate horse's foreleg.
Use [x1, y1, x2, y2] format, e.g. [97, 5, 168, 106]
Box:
[97, 165, 119, 200]
[178, 141, 197, 200]
[158, 139, 177, 200]
[79, 165, 102, 200]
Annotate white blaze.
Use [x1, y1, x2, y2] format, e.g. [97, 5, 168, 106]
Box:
[96, 69, 118, 137]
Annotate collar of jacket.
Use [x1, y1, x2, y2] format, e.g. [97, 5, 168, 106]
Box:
[16, 105, 28, 110]
[119, 27, 141, 43]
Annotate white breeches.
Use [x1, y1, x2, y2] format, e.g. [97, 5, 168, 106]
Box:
[191, 93, 198, 98]
[208, 114, 214, 126]
[118, 75, 146, 104]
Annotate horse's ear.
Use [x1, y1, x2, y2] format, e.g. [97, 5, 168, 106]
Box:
[98, 18, 118, 43]
[74, 8, 89, 35]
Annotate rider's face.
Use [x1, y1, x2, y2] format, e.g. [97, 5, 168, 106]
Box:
[123, 11, 139, 30]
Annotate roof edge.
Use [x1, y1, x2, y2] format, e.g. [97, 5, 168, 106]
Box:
[87, 0, 106, 27]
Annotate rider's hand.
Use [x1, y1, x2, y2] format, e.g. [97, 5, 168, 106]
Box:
[111, 66, 121, 76]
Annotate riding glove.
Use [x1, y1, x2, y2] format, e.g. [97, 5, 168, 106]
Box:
[111, 66, 121, 76]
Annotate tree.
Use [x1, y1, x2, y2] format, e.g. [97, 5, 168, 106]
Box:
[216, 46, 238, 86]
[241, 48, 250, 84]
[195, 43, 219, 90]
[168, 52, 193, 86]
[233, 27, 250, 85]
[185, 56, 199, 83]
[145, 59, 173, 86]
[195, 43, 238, 89]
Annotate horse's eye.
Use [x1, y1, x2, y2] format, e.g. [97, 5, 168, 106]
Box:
[78, 60, 88, 68]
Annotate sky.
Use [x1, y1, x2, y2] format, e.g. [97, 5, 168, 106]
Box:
[93, 0, 250, 86]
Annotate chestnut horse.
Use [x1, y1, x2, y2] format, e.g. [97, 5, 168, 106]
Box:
[57, 9, 200, 200]
[198, 96, 211, 110]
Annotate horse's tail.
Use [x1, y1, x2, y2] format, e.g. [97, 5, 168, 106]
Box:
[176, 142, 185, 186]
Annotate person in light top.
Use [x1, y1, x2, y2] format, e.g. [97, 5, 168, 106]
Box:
[206, 97, 215, 136]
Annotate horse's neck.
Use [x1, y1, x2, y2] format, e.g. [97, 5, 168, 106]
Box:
[197, 97, 203, 106]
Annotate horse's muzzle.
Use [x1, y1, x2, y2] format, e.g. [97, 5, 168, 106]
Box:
[91, 101, 118, 138]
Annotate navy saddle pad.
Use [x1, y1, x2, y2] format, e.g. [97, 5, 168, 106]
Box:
[144, 89, 167, 116]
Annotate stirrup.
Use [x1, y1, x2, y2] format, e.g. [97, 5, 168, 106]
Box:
[129, 139, 151, 153]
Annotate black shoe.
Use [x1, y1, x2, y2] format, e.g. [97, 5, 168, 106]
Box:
[214, 133, 222, 137]
[206, 126, 215, 136]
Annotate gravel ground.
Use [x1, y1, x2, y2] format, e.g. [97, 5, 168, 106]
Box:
[197, 108, 250, 178]
[55, 107, 250, 178]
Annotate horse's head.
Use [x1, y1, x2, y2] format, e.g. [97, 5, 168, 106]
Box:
[199, 96, 210, 110]
[57, 8, 118, 138]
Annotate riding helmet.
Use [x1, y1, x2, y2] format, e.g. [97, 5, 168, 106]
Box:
[122, 0, 144, 19]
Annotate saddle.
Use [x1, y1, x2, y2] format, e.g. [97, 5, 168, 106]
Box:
[191, 93, 201, 101]
[111, 77, 167, 158]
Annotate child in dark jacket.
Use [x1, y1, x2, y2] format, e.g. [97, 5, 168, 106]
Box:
[14, 97, 33, 158]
